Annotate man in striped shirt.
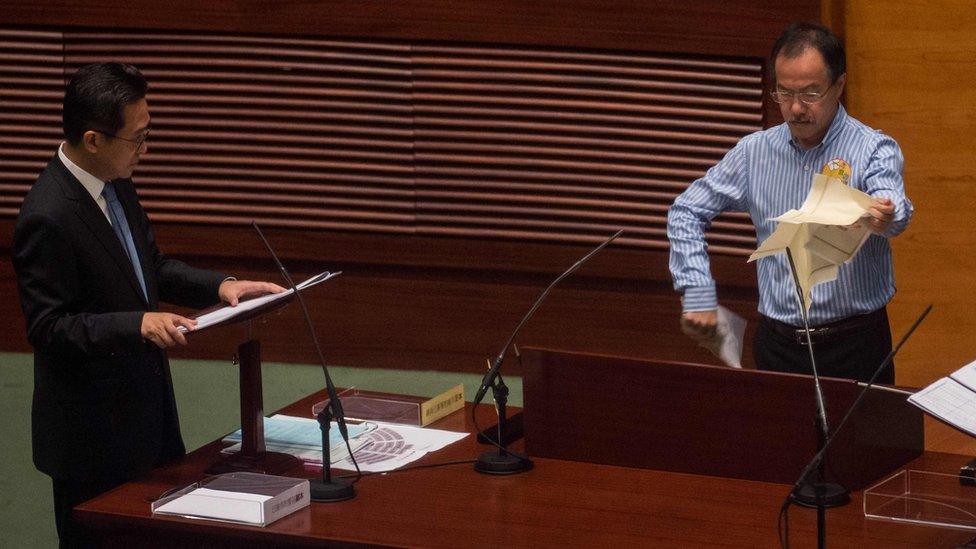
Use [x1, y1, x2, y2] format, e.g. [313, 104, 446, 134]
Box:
[667, 22, 913, 383]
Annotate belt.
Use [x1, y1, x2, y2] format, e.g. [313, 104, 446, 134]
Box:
[762, 308, 887, 346]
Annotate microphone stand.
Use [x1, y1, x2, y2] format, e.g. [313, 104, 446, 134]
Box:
[779, 303, 931, 548]
[472, 229, 624, 475]
[252, 222, 356, 502]
[476, 361, 521, 474]
[783, 248, 849, 511]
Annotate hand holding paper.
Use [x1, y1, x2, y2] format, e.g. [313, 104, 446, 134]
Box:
[178, 271, 340, 333]
[863, 197, 895, 234]
[681, 305, 746, 368]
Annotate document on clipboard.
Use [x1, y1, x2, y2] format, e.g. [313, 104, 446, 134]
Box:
[178, 271, 340, 333]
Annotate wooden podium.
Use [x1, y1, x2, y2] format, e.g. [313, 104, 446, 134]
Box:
[190, 292, 303, 475]
[521, 348, 923, 490]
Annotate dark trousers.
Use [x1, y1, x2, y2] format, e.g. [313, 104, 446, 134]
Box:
[753, 308, 894, 384]
[52, 477, 127, 548]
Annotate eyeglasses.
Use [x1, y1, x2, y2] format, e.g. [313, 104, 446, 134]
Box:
[98, 128, 150, 148]
[770, 81, 836, 105]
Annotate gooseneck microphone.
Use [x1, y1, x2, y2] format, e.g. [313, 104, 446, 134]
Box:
[472, 229, 624, 475]
[474, 229, 625, 407]
[251, 221, 359, 502]
[781, 247, 846, 549]
[777, 301, 933, 549]
[785, 248, 831, 441]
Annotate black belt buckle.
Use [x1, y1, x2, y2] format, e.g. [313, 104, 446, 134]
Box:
[960, 459, 976, 486]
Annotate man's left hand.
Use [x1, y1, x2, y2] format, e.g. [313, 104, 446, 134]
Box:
[219, 279, 286, 306]
[862, 198, 895, 234]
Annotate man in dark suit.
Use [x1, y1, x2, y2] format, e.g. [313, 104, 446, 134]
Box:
[12, 62, 284, 547]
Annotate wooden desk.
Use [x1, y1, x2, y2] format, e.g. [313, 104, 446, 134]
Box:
[77, 390, 976, 548]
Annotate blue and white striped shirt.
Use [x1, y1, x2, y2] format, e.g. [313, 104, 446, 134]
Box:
[667, 105, 913, 326]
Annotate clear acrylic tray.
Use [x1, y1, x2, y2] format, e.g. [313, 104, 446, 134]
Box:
[312, 387, 423, 425]
[864, 469, 976, 531]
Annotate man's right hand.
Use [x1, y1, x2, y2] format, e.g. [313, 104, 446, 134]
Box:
[141, 312, 197, 348]
[680, 310, 718, 340]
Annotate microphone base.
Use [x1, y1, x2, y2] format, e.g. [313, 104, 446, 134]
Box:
[959, 458, 976, 485]
[789, 481, 850, 508]
[474, 450, 533, 475]
[310, 477, 356, 502]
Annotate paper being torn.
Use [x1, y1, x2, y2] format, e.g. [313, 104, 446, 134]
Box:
[682, 305, 747, 368]
[748, 174, 875, 309]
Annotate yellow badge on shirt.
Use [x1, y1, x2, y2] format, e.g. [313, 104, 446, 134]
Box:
[821, 158, 852, 185]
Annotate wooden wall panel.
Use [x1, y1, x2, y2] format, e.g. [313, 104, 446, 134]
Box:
[844, 2, 976, 453]
[0, 29, 64, 217]
[0, 1, 818, 57]
[64, 32, 417, 233]
[412, 44, 762, 254]
[2, 30, 765, 252]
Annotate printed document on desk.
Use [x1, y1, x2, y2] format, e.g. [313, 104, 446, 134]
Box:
[909, 359, 976, 437]
[332, 421, 468, 473]
[222, 415, 374, 464]
[181, 271, 340, 333]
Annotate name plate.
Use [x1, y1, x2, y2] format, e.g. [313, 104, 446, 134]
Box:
[420, 384, 465, 426]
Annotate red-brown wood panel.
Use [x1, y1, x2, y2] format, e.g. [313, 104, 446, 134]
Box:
[0, 1, 820, 57]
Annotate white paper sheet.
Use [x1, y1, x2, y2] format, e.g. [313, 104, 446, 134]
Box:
[950, 359, 976, 392]
[153, 487, 271, 525]
[219, 415, 469, 472]
[748, 174, 875, 309]
[221, 415, 374, 464]
[331, 421, 469, 473]
[180, 271, 340, 333]
[681, 306, 746, 368]
[908, 377, 976, 438]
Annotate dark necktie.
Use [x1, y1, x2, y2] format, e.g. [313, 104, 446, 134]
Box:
[102, 182, 148, 301]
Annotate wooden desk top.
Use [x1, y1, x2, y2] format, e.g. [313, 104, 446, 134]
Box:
[77, 390, 976, 548]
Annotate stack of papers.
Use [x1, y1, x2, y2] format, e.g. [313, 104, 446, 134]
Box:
[222, 415, 469, 473]
[152, 472, 309, 527]
[180, 271, 340, 333]
[222, 415, 374, 464]
[909, 359, 976, 437]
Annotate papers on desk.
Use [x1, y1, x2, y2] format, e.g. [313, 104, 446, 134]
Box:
[152, 472, 309, 527]
[909, 359, 976, 437]
[180, 271, 340, 333]
[221, 415, 469, 473]
[222, 415, 374, 464]
[331, 421, 469, 473]
[748, 174, 875, 309]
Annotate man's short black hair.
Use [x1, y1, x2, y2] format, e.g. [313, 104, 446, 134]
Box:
[769, 22, 846, 85]
[62, 62, 147, 145]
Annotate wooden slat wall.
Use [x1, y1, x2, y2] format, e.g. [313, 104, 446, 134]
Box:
[64, 32, 417, 234]
[1, 30, 763, 255]
[0, 30, 64, 217]
[413, 44, 760, 252]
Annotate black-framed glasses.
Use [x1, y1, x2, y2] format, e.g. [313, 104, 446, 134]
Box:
[98, 127, 150, 148]
[770, 80, 836, 105]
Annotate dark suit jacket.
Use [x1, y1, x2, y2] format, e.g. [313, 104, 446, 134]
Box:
[12, 154, 227, 481]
